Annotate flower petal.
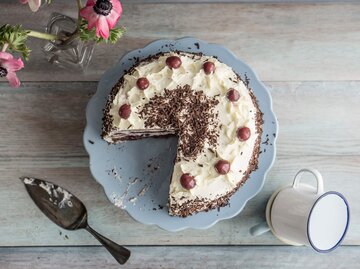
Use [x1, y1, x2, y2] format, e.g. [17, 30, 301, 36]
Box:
[106, 10, 120, 29]
[2, 58, 24, 72]
[88, 13, 100, 30]
[0, 52, 14, 61]
[96, 16, 110, 39]
[80, 6, 99, 30]
[85, 0, 96, 7]
[28, 0, 41, 12]
[6, 72, 21, 88]
[19, 0, 29, 4]
[80, 6, 93, 20]
[111, 0, 123, 16]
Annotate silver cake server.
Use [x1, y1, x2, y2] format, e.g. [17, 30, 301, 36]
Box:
[21, 177, 131, 265]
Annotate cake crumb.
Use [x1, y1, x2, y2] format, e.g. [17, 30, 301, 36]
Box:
[129, 178, 139, 185]
[138, 185, 149, 196]
[128, 197, 137, 204]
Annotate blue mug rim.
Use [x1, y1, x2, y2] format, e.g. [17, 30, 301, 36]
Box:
[306, 191, 350, 253]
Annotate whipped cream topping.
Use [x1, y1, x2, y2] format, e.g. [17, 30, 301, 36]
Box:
[107, 52, 261, 214]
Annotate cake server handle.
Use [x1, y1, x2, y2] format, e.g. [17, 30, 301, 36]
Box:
[85, 225, 131, 264]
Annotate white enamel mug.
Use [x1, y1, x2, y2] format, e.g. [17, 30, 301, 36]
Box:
[251, 168, 350, 253]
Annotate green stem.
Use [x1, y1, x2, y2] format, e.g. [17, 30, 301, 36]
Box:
[77, 0, 83, 10]
[27, 30, 58, 41]
[76, 0, 83, 28]
[26, 0, 83, 46]
[1, 43, 9, 52]
[62, 32, 80, 46]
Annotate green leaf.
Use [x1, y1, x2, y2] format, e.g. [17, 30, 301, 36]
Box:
[107, 27, 126, 44]
[0, 24, 30, 60]
[79, 20, 126, 44]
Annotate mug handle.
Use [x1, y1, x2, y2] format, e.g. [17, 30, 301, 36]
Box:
[250, 221, 270, 236]
[292, 168, 324, 195]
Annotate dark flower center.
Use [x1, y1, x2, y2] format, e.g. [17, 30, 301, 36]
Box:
[0, 67, 7, 77]
[93, 0, 113, 16]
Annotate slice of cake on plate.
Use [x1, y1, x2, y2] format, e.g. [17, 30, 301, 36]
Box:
[102, 51, 263, 217]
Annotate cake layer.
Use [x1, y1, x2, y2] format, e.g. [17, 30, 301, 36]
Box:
[104, 129, 175, 142]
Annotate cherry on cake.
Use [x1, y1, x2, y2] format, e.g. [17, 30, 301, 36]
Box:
[102, 51, 263, 217]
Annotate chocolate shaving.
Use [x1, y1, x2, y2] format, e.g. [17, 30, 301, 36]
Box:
[139, 85, 219, 159]
[244, 73, 250, 86]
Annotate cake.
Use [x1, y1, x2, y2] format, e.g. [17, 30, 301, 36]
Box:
[102, 51, 263, 217]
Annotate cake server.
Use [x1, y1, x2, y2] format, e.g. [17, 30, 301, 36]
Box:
[21, 177, 131, 265]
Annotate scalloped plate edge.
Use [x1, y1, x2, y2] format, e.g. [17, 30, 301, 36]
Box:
[83, 37, 278, 231]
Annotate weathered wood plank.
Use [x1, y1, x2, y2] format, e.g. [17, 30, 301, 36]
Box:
[0, 155, 358, 246]
[4, 0, 358, 3]
[0, 246, 358, 269]
[0, 81, 359, 158]
[0, 3, 359, 81]
[0, 82, 94, 158]
[126, 0, 360, 2]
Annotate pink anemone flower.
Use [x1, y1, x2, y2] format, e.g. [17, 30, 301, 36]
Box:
[19, 0, 42, 12]
[80, 0, 123, 40]
[0, 52, 24, 88]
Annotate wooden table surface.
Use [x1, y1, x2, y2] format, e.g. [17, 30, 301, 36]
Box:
[1, 1, 359, 268]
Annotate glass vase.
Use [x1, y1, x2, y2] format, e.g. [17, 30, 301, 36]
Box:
[43, 12, 95, 72]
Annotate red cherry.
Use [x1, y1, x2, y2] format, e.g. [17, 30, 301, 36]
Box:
[180, 173, 196, 190]
[119, 104, 131, 119]
[237, 127, 251, 141]
[166, 56, 182, 69]
[215, 160, 231, 175]
[203, 61, 215, 75]
[227, 88, 240, 102]
[136, 77, 149, 90]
